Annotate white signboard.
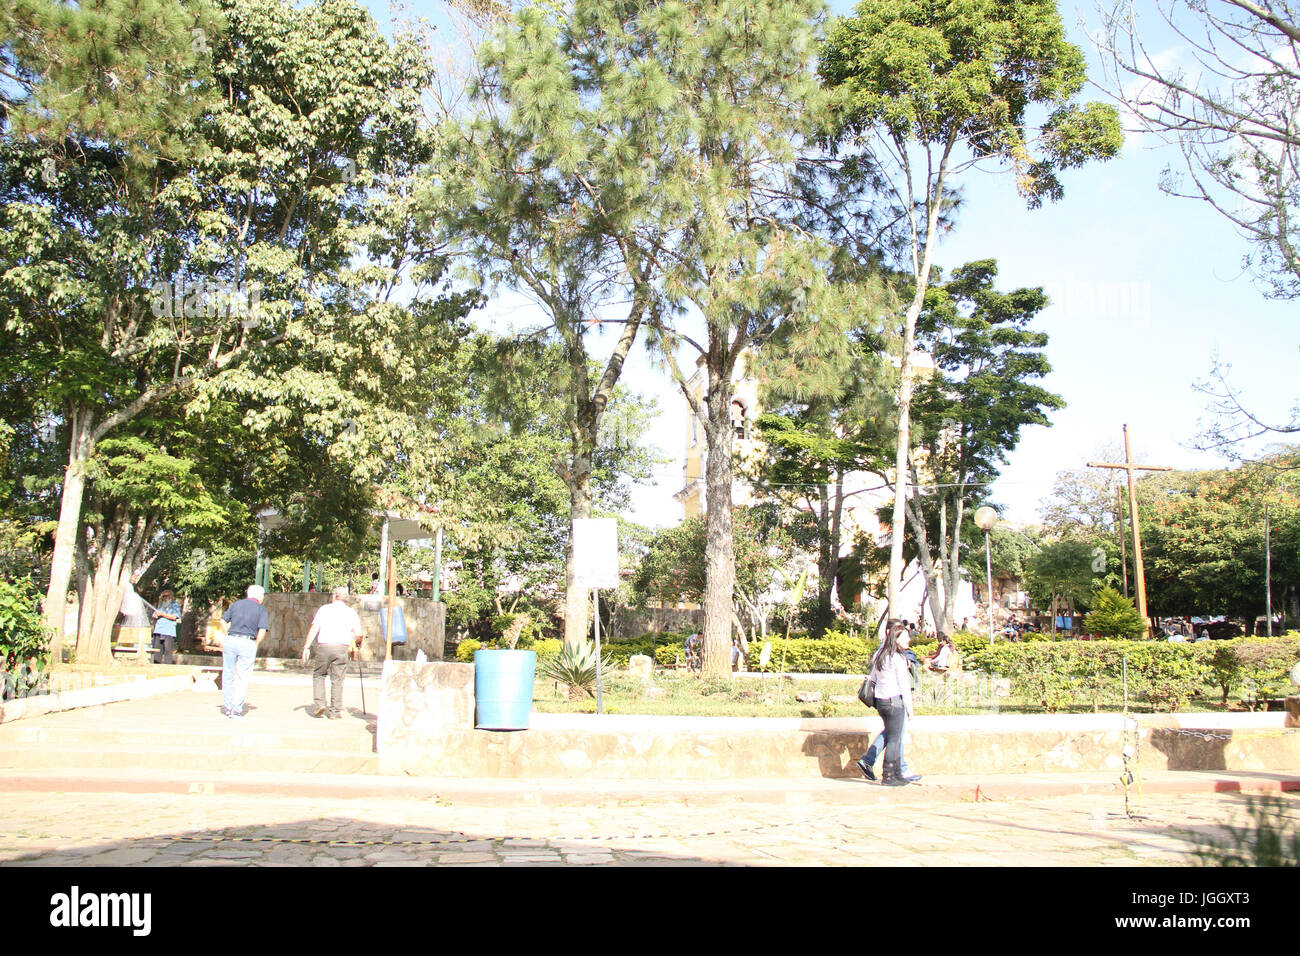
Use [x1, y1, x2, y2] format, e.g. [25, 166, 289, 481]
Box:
[572, 518, 620, 589]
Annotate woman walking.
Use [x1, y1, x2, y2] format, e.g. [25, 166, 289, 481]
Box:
[869, 621, 916, 787]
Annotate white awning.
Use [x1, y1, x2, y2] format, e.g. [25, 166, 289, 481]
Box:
[256, 508, 434, 544]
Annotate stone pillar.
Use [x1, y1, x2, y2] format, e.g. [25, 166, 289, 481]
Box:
[377, 660, 475, 775]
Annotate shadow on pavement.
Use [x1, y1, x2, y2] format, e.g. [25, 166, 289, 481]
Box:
[0, 815, 725, 867]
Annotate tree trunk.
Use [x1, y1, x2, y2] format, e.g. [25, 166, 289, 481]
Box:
[701, 359, 735, 680]
[76, 514, 154, 664]
[78, 526, 128, 665]
[886, 327, 917, 620]
[814, 482, 832, 637]
[556, 291, 647, 648]
[562, 447, 594, 648]
[829, 468, 845, 619]
[43, 406, 97, 658]
[941, 491, 967, 636]
[904, 494, 944, 634]
[887, 145, 953, 619]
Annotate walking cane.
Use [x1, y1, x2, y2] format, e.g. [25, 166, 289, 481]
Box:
[355, 636, 366, 716]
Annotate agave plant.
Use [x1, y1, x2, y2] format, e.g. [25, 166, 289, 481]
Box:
[538, 640, 615, 701]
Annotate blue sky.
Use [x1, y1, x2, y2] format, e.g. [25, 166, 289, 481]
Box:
[364, 0, 1298, 527]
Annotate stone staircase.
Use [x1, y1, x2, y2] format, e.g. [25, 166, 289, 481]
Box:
[0, 676, 380, 776]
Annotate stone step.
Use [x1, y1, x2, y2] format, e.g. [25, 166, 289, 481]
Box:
[3, 722, 377, 754]
[0, 745, 379, 775]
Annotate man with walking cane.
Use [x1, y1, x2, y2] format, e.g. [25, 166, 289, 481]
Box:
[300, 586, 364, 720]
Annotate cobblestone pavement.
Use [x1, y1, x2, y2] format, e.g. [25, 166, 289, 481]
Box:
[1, 789, 1294, 866]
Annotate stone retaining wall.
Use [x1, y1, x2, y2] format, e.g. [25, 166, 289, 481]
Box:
[611, 608, 703, 639]
[0, 672, 198, 724]
[376, 661, 1300, 779]
[261, 593, 444, 662]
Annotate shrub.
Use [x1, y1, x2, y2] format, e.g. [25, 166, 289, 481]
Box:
[1213, 637, 1300, 707]
[1122, 641, 1211, 712]
[746, 631, 874, 674]
[653, 638, 687, 668]
[953, 638, 1225, 713]
[0, 580, 52, 700]
[532, 638, 563, 662]
[1083, 587, 1146, 639]
[994, 644, 1075, 713]
[604, 636, 660, 665]
[455, 638, 484, 663]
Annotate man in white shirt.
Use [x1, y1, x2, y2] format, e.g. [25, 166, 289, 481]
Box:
[301, 586, 364, 719]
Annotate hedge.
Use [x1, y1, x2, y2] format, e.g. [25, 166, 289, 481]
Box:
[744, 632, 875, 674]
[463, 629, 1299, 713]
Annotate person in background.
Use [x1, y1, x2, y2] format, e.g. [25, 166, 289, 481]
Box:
[301, 586, 363, 720]
[926, 633, 958, 673]
[150, 589, 182, 665]
[685, 631, 702, 671]
[219, 584, 269, 719]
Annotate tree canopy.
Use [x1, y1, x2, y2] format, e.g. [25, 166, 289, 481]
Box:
[820, 0, 1122, 619]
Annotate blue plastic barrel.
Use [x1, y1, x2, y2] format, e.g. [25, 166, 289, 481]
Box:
[474, 649, 537, 730]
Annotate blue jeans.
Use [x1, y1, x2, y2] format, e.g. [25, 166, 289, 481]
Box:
[863, 723, 915, 780]
[873, 695, 908, 778]
[862, 698, 911, 776]
[222, 635, 257, 714]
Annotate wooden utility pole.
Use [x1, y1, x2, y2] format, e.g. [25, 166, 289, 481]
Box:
[1088, 425, 1171, 638]
[1116, 487, 1129, 599]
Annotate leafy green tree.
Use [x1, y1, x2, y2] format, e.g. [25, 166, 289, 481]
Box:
[903, 260, 1064, 633]
[0, 0, 223, 166]
[0, 578, 51, 696]
[820, 0, 1123, 619]
[1139, 454, 1300, 622]
[1039, 443, 1130, 543]
[961, 523, 1043, 585]
[1083, 586, 1145, 639]
[1, 0, 460, 657]
[379, 333, 658, 642]
[1024, 538, 1103, 628]
[632, 506, 796, 649]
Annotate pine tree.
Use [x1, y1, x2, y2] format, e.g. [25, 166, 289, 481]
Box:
[1083, 586, 1145, 640]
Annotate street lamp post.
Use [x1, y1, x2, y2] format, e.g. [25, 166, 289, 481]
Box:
[974, 506, 999, 647]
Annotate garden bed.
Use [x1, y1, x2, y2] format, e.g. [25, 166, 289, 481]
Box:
[529, 670, 1265, 718]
